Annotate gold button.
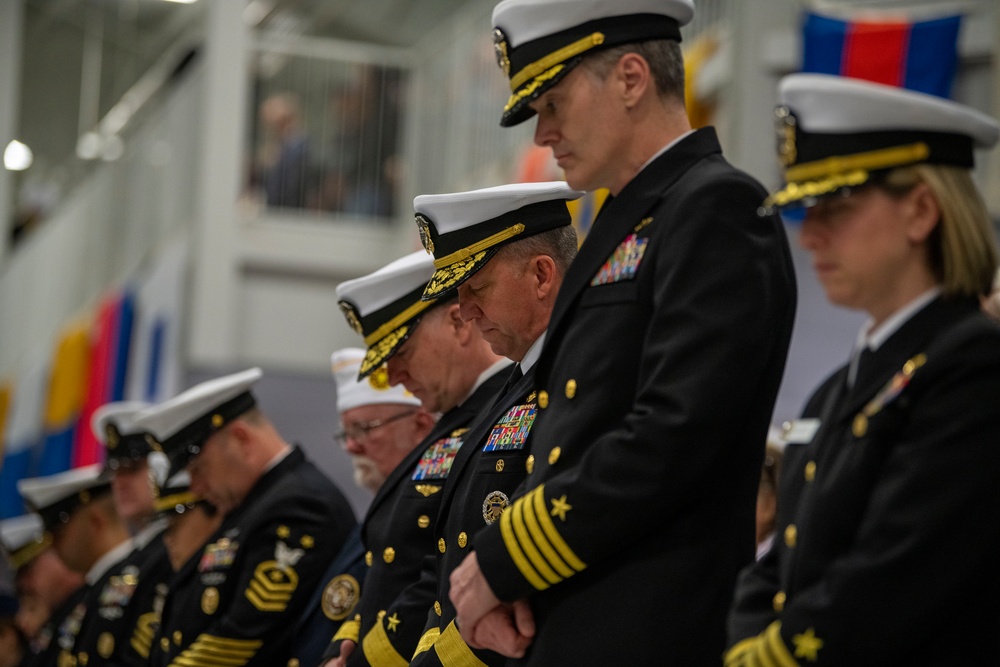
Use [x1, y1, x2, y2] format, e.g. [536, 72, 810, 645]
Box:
[526, 455, 534, 474]
[852, 413, 868, 437]
[160, 638, 169, 651]
[79, 654, 88, 666]
[784, 524, 797, 548]
[565, 379, 577, 399]
[288, 660, 300, 667]
[804, 461, 816, 482]
[458, 532, 468, 548]
[383, 547, 395, 563]
[173, 631, 182, 645]
[548, 447, 561, 465]
[773, 590, 786, 612]
[496, 459, 505, 472]
[434, 601, 442, 616]
[538, 391, 549, 409]
[438, 538, 446, 553]
[365, 551, 373, 566]
[418, 515, 430, 528]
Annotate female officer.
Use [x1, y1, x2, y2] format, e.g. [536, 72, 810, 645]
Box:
[726, 73, 1000, 666]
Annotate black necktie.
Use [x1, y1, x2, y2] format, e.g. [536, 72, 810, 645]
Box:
[494, 364, 523, 406]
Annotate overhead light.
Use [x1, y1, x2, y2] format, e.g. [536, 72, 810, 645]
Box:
[4, 140, 33, 171]
[77, 132, 103, 160]
[162, 0, 198, 4]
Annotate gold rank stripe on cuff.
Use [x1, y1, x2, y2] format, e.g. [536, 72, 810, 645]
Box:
[499, 485, 585, 591]
[130, 611, 158, 658]
[433, 621, 489, 667]
[332, 618, 361, 643]
[167, 634, 262, 667]
[412, 627, 441, 659]
[360, 614, 409, 667]
[758, 622, 800, 667]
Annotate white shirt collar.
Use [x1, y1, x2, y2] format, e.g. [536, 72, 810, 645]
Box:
[132, 517, 168, 550]
[86, 538, 135, 586]
[460, 359, 514, 406]
[856, 287, 942, 353]
[264, 445, 293, 473]
[519, 332, 546, 374]
[636, 130, 696, 175]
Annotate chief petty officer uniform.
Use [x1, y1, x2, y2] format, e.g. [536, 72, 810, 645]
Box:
[329, 252, 511, 665]
[18, 465, 137, 667]
[0, 514, 85, 667]
[93, 402, 176, 666]
[727, 75, 1000, 666]
[472, 2, 798, 664]
[403, 182, 584, 667]
[134, 368, 357, 667]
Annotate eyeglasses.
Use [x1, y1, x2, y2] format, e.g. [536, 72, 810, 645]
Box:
[334, 409, 417, 447]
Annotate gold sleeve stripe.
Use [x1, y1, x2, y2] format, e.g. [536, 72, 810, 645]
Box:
[511, 495, 562, 585]
[724, 636, 760, 666]
[433, 621, 490, 667]
[130, 611, 158, 658]
[360, 614, 409, 667]
[532, 486, 585, 572]
[499, 496, 549, 590]
[412, 627, 441, 659]
[761, 622, 799, 667]
[333, 618, 361, 643]
[168, 633, 262, 667]
[521, 487, 574, 579]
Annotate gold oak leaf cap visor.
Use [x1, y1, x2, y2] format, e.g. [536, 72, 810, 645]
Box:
[414, 181, 584, 301]
[335, 252, 438, 380]
[491, 0, 694, 126]
[766, 73, 1000, 211]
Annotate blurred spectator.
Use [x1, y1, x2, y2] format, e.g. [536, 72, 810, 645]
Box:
[258, 92, 317, 209]
[316, 65, 402, 217]
[0, 594, 26, 667]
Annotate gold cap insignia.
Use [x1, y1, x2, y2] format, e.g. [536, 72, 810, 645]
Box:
[775, 106, 798, 168]
[321, 573, 360, 621]
[415, 214, 435, 254]
[106, 425, 119, 449]
[211, 414, 224, 428]
[493, 28, 511, 78]
[339, 301, 364, 336]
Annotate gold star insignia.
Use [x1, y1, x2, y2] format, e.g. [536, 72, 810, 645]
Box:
[386, 612, 401, 633]
[550, 495, 572, 521]
[300, 535, 314, 548]
[793, 627, 824, 662]
[277, 525, 290, 538]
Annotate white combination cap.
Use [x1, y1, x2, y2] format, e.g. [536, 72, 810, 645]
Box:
[17, 463, 111, 531]
[491, 0, 694, 126]
[91, 400, 158, 471]
[766, 73, 1000, 210]
[414, 181, 583, 300]
[132, 368, 263, 477]
[0, 514, 50, 570]
[335, 252, 438, 379]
